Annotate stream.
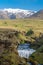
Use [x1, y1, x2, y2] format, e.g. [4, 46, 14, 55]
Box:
[17, 43, 36, 65]
[17, 43, 42, 65]
[17, 43, 35, 58]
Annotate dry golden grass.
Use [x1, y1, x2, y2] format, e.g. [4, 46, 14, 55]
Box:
[0, 19, 43, 33]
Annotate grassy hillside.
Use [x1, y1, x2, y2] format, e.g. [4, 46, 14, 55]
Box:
[0, 29, 28, 65]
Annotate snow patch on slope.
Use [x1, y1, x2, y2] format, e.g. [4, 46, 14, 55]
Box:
[3, 8, 35, 15]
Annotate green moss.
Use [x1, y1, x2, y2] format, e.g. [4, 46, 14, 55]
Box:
[30, 45, 43, 64]
[26, 29, 34, 36]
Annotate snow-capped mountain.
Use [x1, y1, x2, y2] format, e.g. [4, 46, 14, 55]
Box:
[3, 8, 34, 15]
[0, 8, 35, 19]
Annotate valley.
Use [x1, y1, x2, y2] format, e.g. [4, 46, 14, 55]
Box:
[0, 19, 43, 65]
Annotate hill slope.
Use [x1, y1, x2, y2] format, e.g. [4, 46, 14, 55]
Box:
[30, 10, 43, 19]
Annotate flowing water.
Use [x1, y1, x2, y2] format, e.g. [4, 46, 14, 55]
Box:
[17, 43, 35, 58]
[17, 43, 42, 65]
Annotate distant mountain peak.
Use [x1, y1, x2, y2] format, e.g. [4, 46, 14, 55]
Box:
[29, 9, 43, 19]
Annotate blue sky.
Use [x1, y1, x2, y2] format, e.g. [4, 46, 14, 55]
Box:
[0, 0, 43, 11]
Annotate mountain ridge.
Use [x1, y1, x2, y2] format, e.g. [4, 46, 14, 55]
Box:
[0, 8, 35, 19]
[0, 8, 43, 19]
